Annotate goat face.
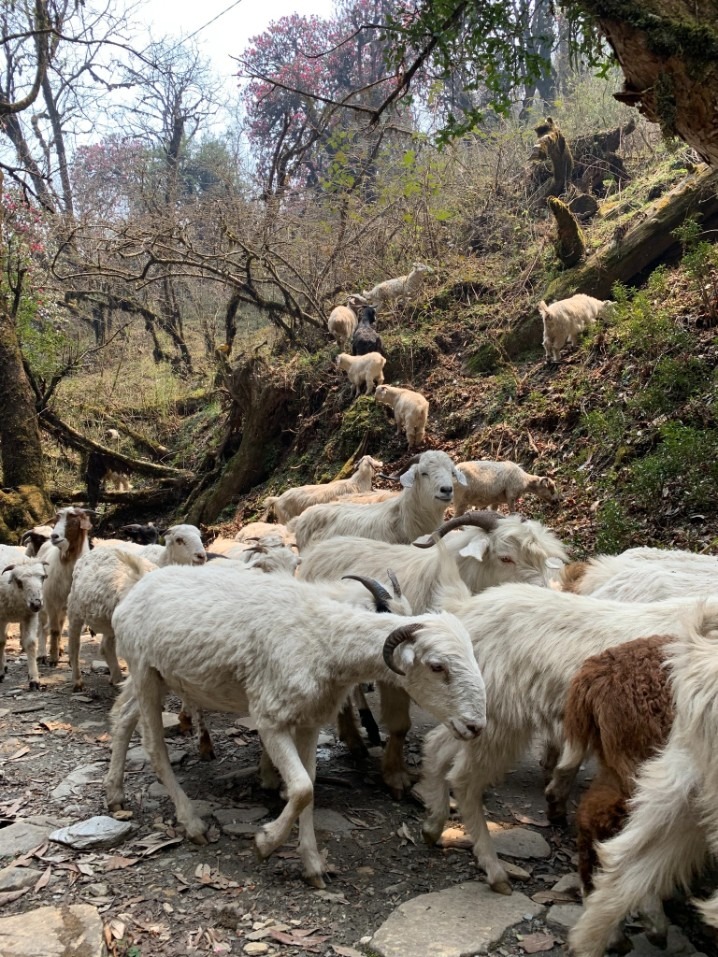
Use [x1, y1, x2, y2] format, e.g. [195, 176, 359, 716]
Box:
[165, 525, 207, 565]
[398, 616, 486, 740]
[50, 507, 92, 558]
[3, 563, 47, 613]
[400, 450, 466, 504]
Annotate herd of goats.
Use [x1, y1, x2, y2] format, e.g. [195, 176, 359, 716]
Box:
[0, 270, 716, 956]
[329, 264, 616, 449]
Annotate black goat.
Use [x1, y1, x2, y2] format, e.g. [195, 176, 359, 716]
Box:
[120, 523, 161, 545]
[351, 306, 384, 356]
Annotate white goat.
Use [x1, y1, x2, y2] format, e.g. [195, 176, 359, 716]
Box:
[105, 565, 486, 886]
[375, 385, 430, 448]
[135, 524, 206, 566]
[418, 585, 718, 895]
[66, 523, 206, 691]
[569, 621, 718, 957]
[362, 263, 432, 307]
[38, 506, 93, 667]
[454, 460, 559, 514]
[299, 511, 568, 793]
[208, 536, 301, 575]
[0, 560, 48, 689]
[335, 351, 386, 396]
[290, 450, 466, 551]
[562, 548, 718, 598]
[327, 300, 359, 347]
[234, 522, 297, 548]
[263, 455, 383, 524]
[538, 294, 614, 363]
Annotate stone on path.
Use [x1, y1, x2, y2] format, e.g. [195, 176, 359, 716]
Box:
[0, 864, 43, 891]
[545, 903, 584, 932]
[50, 815, 133, 850]
[370, 881, 545, 957]
[50, 762, 106, 800]
[0, 903, 106, 956]
[490, 825, 551, 860]
[629, 925, 707, 956]
[0, 821, 56, 858]
[91, 660, 110, 675]
[313, 809, 356, 833]
[213, 807, 269, 826]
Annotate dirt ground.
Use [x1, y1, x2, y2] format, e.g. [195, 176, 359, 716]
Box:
[0, 630, 709, 957]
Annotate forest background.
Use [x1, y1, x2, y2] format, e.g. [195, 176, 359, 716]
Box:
[1, 0, 718, 553]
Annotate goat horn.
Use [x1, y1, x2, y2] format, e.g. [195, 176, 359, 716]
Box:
[376, 472, 401, 483]
[382, 623, 423, 676]
[342, 575, 393, 613]
[413, 510, 503, 548]
[386, 569, 402, 598]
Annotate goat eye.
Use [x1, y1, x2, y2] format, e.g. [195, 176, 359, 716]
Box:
[500, 556, 515, 564]
[16, 580, 23, 589]
[429, 662, 445, 674]
[176, 538, 184, 545]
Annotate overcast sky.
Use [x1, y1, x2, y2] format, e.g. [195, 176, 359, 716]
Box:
[140, 0, 335, 80]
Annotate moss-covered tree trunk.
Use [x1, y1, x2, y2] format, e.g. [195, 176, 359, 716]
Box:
[501, 165, 718, 359]
[0, 168, 52, 540]
[582, 0, 718, 165]
[185, 356, 300, 526]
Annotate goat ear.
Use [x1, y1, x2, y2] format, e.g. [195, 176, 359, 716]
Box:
[79, 514, 93, 531]
[452, 466, 468, 486]
[400, 465, 417, 488]
[459, 536, 491, 562]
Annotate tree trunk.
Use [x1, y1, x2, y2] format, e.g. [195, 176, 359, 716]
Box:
[0, 167, 48, 502]
[0, 310, 47, 489]
[501, 165, 718, 358]
[185, 356, 300, 526]
[581, 0, 718, 165]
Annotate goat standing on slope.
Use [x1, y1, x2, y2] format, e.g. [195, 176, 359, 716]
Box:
[539, 294, 614, 363]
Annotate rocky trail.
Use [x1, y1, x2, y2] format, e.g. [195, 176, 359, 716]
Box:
[0, 628, 709, 957]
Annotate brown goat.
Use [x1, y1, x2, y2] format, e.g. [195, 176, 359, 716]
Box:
[558, 560, 590, 593]
[565, 634, 674, 892]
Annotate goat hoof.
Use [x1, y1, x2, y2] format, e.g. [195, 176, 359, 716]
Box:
[306, 873, 326, 890]
[254, 832, 272, 861]
[38, 655, 47, 666]
[28, 680, 41, 692]
[421, 823, 442, 846]
[490, 879, 513, 896]
[73, 681, 84, 692]
[187, 830, 208, 846]
[198, 745, 216, 762]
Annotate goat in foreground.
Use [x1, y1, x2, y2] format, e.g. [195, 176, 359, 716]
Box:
[107, 565, 486, 887]
[417, 586, 718, 895]
[569, 620, 718, 956]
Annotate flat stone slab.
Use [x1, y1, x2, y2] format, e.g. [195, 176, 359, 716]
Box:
[546, 903, 584, 932]
[0, 903, 106, 956]
[370, 880, 544, 957]
[313, 809, 356, 833]
[50, 762, 106, 800]
[50, 816, 133, 850]
[0, 864, 43, 891]
[0, 822, 55, 857]
[491, 826, 551, 860]
[213, 806, 269, 826]
[126, 744, 186, 766]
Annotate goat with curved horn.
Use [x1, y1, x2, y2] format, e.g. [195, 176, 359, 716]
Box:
[383, 622, 423, 676]
[413, 510, 503, 548]
[342, 574, 394, 613]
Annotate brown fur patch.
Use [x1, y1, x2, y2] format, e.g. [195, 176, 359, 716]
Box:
[566, 635, 675, 888]
[559, 561, 590, 592]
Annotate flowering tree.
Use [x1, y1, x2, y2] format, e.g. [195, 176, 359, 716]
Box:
[239, 1, 406, 195]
